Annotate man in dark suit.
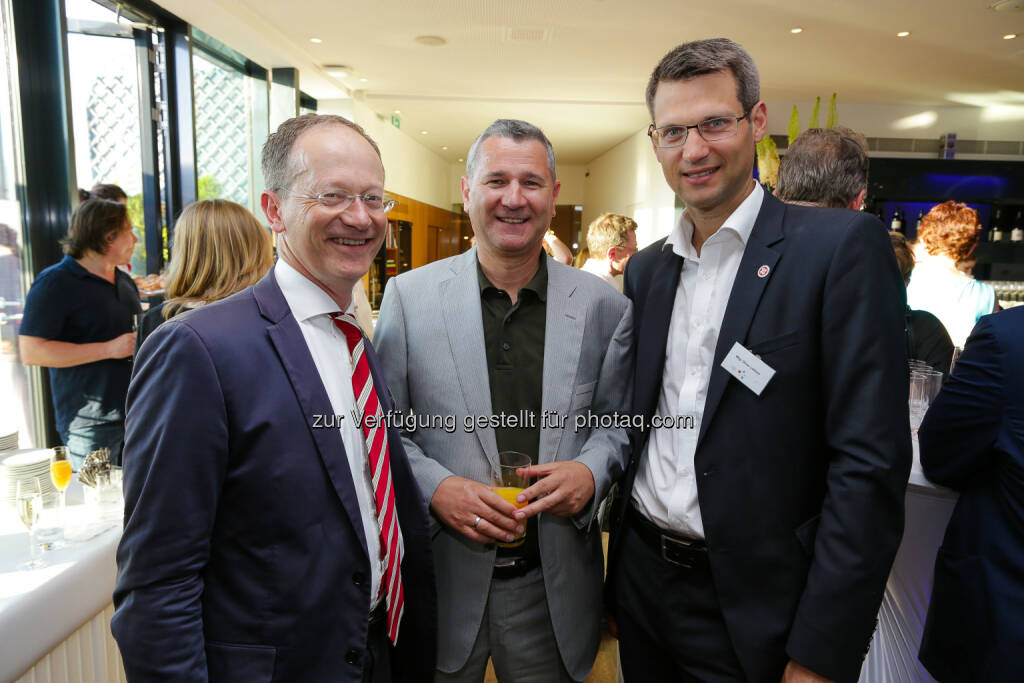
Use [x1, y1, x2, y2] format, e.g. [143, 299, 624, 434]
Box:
[606, 38, 911, 683]
[918, 307, 1024, 682]
[112, 115, 435, 682]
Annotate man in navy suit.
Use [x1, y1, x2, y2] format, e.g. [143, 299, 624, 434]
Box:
[606, 38, 911, 683]
[919, 307, 1024, 682]
[112, 115, 435, 682]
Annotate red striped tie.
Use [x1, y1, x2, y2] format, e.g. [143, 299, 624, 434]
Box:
[330, 313, 404, 645]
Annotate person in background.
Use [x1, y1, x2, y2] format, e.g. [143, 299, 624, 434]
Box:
[542, 229, 573, 264]
[79, 183, 127, 204]
[19, 199, 140, 468]
[907, 201, 996, 347]
[890, 233, 955, 375]
[112, 114, 436, 681]
[918, 306, 1024, 682]
[775, 126, 869, 211]
[580, 213, 638, 290]
[136, 198, 274, 349]
[573, 245, 589, 269]
[608, 38, 909, 683]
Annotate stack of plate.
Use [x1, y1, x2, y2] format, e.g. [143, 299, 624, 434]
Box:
[0, 429, 17, 452]
[1, 448, 57, 505]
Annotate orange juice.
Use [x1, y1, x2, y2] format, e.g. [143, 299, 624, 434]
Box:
[51, 460, 73, 490]
[493, 486, 526, 547]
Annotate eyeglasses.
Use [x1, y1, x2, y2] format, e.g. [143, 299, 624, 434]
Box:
[648, 114, 749, 148]
[282, 188, 396, 214]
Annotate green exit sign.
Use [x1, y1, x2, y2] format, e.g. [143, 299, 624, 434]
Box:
[390, 114, 400, 129]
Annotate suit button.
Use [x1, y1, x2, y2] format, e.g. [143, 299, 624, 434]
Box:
[502, 342, 511, 351]
[352, 572, 366, 586]
[345, 649, 361, 665]
[703, 468, 714, 477]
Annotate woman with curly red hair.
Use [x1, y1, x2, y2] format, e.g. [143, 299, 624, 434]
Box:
[907, 201, 996, 347]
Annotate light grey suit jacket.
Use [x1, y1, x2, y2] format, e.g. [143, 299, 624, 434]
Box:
[374, 248, 633, 679]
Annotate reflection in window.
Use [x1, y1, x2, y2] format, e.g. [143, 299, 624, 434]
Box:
[1, 0, 43, 447]
[193, 50, 252, 209]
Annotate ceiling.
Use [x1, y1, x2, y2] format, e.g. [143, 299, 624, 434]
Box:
[155, 0, 1024, 164]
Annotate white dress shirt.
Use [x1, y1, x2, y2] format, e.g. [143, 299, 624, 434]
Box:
[632, 183, 763, 539]
[276, 260, 397, 607]
[580, 257, 621, 290]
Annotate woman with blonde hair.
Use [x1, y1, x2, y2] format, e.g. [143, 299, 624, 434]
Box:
[137, 199, 274, 347]
[906, 201, 996, 347]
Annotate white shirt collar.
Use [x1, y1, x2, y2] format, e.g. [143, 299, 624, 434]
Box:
[664, 182, 764, 259]
[274, 259, 354, 321]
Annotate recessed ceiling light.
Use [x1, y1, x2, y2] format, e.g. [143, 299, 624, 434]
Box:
[441, 146, 448, 150]
[393, 109, 401, 115]
[458, 158, 464, 162]
[1004, 33, 1018, 39]
[414, 35, 447, 47]
[310, 38, 322, 43]
[790, 28, 803, 34]
[327, 71, 348, 78]
[420, 130, 428, 135]
[359, 77, 368, 82]
[896, 31, 911, 37]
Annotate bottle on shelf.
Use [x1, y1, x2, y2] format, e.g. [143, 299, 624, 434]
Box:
[1011, 211, 1023, 243]
[990, 209, 1004, 242]
[890, 208, 904, 234]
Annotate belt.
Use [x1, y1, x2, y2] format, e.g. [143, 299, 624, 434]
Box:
[492, 556, 539, 580]
[628, 504, 709, 570]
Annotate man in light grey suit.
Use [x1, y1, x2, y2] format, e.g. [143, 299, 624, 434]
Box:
[374, 119, 633, 682]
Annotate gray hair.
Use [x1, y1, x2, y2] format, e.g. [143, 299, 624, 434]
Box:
[646, 38, 760, 119]
[261, 114, 382, 192]
[465, 119, 557, 182]
[776, 127, 870, 209]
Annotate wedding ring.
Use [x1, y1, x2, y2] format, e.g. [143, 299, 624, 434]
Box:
[473, 515, 481, 529]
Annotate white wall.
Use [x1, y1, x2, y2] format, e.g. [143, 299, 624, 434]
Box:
[318, 98, 453, 210]
[582, 130, 677, 248]
[766, 101, 1024, 142]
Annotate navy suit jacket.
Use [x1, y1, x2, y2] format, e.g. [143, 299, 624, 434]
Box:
[919, 307, 1024, 683]
[112, 271, 436, 682]
[608, 192, 911, 683]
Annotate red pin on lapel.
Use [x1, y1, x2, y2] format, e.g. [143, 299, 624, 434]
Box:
[757, 265, 770, 278]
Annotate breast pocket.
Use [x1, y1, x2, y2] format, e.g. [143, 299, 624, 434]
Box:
[747, 330, 800, 357]
[569, 380, 597, 412]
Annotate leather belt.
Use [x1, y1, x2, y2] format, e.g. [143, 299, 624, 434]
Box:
[628, 504, 709, 570]
[492, 556, 539, 580]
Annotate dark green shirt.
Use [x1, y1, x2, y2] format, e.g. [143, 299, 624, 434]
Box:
[477, 255, 547, 563]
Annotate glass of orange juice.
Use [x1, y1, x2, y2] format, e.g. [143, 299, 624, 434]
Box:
[50, 446, 72, 535]
[492, 450, 532, 547]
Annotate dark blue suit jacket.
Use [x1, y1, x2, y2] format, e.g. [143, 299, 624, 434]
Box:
[112, 271, 436, 682]
[919, 307, 1024, 683]
[608, 193, 911, 683]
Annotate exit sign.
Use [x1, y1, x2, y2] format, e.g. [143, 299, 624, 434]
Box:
[390, 114, 400, 129]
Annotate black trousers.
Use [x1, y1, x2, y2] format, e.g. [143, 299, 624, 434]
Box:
[613, 515, 747, 683]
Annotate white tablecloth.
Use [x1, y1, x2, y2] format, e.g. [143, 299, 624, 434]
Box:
[859, 440, 958, 683]
[0, 481, 122, 682]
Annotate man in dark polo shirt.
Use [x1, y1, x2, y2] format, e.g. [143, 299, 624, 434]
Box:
[20, 199, 140, 468]
[374, 119, 633, 682]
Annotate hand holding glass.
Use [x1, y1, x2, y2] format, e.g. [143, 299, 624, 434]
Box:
[492, 451, 531, 548]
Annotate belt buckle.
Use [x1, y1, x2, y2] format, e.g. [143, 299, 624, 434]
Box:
[660, 534, 697, 568]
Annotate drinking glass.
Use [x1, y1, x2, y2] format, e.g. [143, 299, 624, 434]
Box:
[15, 478, 46, 569]
[49, 446, 72, 545]
[491, 451, 532, 548]
[909, 372, 929, 434]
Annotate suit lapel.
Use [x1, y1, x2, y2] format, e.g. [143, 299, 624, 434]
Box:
[254, 273, 370, 562]
[540, 262, 585, 464]
[636, 244, 683, 419]
[697, 193, 786, 446]
[441, 249, 499, 470]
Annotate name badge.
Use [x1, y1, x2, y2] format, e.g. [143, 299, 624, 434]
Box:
[720, 342, 776, 396]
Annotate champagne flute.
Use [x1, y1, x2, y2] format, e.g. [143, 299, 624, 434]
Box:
[50, 446, 72, 545]
[15, 478, 46, 570]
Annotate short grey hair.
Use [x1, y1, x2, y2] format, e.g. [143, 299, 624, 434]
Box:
[261, 114, 382, 192]
[646, 38, 760, 119]
[776, 127, 870, 209]
[465, 119, 557, 182]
